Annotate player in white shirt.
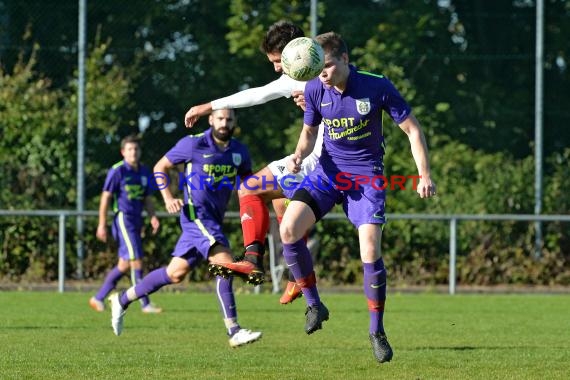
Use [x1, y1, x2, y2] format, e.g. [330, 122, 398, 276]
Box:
[184, 21, 323, 304]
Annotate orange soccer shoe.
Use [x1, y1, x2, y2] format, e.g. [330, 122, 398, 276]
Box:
[279, 281, 303, 304]
[89, 296, 105, 312]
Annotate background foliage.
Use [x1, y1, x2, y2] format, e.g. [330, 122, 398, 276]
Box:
[0, 0, 569, 285]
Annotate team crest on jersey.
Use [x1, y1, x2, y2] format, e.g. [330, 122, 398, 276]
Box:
[232, 153, 242, 166]
[141, 176, 148, 187]
[356, 98, 371, 115]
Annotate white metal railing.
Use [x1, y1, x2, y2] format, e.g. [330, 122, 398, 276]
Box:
[1, 210, 570, 294]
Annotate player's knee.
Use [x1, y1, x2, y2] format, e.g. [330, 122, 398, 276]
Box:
[361, 246, 381, 263]
[166, 264, 189, 284]
[168, 270, 187, 284]
[280, 220, 302, 244]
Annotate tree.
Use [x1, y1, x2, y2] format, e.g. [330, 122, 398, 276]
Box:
[0, 46, 73, 208]
[0, 39, 136, 280]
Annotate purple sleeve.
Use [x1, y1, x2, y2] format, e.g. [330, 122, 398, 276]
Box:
[141, 165, 152, 196]
[238, 147, 253, 177]
[382, 78, 411, 124]
[165, 136, 194, 165]
[102, 168, 120, 193]
[303, 79, 323, 128]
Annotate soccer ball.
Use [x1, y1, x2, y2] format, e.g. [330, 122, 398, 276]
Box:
[281, 37, 325, 81]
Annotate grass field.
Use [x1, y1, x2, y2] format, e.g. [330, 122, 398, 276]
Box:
[0, 290, 568, 379]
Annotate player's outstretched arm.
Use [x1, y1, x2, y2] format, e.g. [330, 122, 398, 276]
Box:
[185, 76, 300, 128]
[185, 102, 213, 128]
[398, 114, 437, 198]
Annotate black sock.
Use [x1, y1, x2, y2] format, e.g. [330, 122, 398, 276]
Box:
[244, 243, 265, 265]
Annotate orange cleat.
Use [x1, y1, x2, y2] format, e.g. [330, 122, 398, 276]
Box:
[279, 281, 303, 304]
[89, 296, 105, 312]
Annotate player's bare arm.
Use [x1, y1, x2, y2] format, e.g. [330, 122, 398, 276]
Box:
[185, 75, 299, 129]
[288, 124, 319, 173]
[291, 90, 306, 111]
[398, 114, 437, 198]
[96, 191, 113, 242]
[154, 156, 184, 213]
[184, 102, 213, 128]
[144, 196, 160, 235]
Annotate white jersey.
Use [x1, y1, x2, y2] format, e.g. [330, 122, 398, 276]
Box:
[210, 74, 324, 195]
[210, 75, 324, 161]
[211, 74, 304, 109]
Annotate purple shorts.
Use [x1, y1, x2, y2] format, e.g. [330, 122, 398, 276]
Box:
[294, 164, 386, 228]
[172, 216, 229, 266]
[112, 212, 144, 261]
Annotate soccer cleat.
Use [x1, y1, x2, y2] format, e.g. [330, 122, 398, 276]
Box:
[141, 303, 163, 314]
[89, 296, 105, 312]
[228, 328, 262, 348]
[369, 332, 393, 363]
[279, 281, 303, 304]
[208, 259, 265, 285]
[208, 262, 231, 278]
[304, 302, 329, 334]
[109, 293, 126, 336]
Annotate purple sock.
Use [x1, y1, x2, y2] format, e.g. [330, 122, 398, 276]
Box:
[119, 267, 171, 309]
[216, 276, 240, 336]
[363, 258, 387, 334]
[95, 266, 124, 300]
[282, 239, 320, 306]
[132, 268, 150, 307]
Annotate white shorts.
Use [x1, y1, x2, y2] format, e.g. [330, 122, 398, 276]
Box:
[267, 153, 320, 198]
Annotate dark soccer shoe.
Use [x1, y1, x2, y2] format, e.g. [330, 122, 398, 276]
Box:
[208, 260, 265, 285]
[304, 302, 329, 334]
[369, 332, 393, 363]
[208, 263, 231, 278]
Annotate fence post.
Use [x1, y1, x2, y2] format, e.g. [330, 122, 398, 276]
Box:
[267, 232, 284, 294]
[267, 217, 284, 293]
[449, 218, 457, 295]
[58, 213, 66, 293]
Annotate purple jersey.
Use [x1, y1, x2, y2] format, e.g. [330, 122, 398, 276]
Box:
[103, 161, 152, 218]
[165, 129, 252, 226]
[304, 65, 411, 175]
